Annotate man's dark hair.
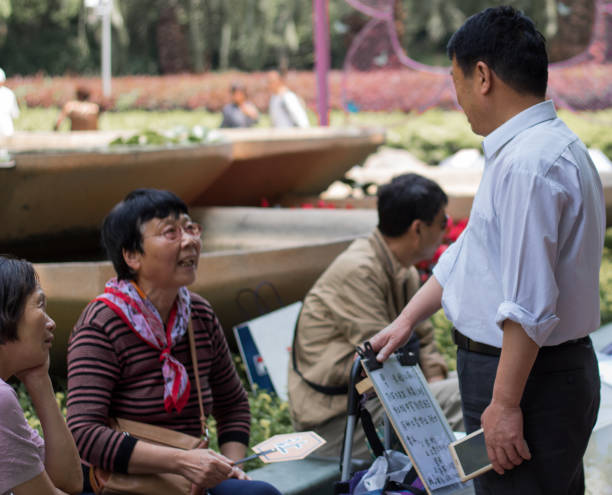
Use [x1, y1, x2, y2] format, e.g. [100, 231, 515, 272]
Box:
[377, 174, 448, 238]
[447, 6, 548, 97]
[101, 189, 188, 280]
[0, 255, 38, 344]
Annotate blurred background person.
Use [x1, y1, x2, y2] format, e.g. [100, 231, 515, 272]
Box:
[54, 86, 99, 131]
[0, 255, 82, 495]
[267, 70, 309, 128]
[220, 82, 259, 128]
[0, 68, 20, 137]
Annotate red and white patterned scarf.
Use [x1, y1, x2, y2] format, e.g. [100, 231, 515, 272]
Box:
[96, 278, 192, 413]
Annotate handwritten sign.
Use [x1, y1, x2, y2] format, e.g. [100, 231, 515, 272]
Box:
[362, 354, 474, 495]
[252, 432, 326, 463]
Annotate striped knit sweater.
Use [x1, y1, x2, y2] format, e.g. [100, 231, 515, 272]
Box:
[66, 292, 250, 473]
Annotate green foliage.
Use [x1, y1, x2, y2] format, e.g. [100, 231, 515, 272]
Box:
[431, 310, 456, 371]
[372, 110, 482, 165]
[108, 126, 220, 146]
[559, 109, 612, 159]
[0, 0, 588, 75]
[12, 381, 67, 436]
[600, 244, 612, 325]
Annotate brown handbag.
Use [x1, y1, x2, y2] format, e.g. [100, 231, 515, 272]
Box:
[90, 320, 209, 495]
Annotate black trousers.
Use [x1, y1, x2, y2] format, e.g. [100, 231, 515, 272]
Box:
[457, 338, 600, 495]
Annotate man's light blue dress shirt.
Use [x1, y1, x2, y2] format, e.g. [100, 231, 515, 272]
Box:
[433, 100, 605, 348]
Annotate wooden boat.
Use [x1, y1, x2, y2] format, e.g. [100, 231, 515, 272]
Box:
[32, 207, 378, 373]
[0, 132, 233, 259]
[192, 127, 386, 206]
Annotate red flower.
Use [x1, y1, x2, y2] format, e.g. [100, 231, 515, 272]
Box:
[447, 218, 468, 242]
[415, 217, 468, 283]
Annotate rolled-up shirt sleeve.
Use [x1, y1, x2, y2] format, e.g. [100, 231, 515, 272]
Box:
[494, 168, 566, 346]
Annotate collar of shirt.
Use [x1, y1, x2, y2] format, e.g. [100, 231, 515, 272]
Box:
[482, 100, 557, 161]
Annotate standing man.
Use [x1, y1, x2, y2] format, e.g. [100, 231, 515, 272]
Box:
[0, 68, 20, 137]
[370, 6, 603, 495]
[289, 173, 463, 460]
[267, 70, 309, 128]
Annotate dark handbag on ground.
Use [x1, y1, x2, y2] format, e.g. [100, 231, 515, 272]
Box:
[90, 320, 209, 495]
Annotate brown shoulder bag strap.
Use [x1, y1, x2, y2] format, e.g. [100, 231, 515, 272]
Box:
[187, 318, 209, 447]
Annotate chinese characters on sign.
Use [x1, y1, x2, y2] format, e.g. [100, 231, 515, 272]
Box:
[371, 360, 461, 491]
[252, 431, 326, 463]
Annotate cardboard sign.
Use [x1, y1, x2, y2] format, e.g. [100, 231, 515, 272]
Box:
[233, 302, 302, 400]
[252, 432, 326, 463]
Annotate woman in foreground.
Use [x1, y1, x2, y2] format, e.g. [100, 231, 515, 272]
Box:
[66, 189, 280, 495]
[0, 255, 82, 495]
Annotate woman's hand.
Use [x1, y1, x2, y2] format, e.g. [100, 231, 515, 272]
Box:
[15, 354, 51, 392]
[229, 466, 250, 481]
[179, 448, 233, 490]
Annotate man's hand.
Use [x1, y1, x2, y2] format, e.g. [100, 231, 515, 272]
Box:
[481, 399, 531, 475]
[369, 320, 414, 363]
[370, 276, 444, 362]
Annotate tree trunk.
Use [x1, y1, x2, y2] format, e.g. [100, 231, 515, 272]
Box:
[189, 0, 205, 72]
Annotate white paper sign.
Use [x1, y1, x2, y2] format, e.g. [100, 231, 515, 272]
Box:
[363, 354, 473, 494]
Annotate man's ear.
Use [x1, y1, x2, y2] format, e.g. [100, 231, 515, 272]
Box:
[409, 219, 422, 236]
[474, 61, 493, 95]
[122, 248, 141, 273]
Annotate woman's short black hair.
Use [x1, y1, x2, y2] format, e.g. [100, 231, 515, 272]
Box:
[101, 189, 188, 280]
[447, 6, 548, 98]
[0, 255, 38, 345]
[377, 174, 448, 238]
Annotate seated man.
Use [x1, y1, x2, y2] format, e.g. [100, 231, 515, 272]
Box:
[288, 173, 462, 460]
[220, 82, 259, 128]
[54, 86, 99, 131]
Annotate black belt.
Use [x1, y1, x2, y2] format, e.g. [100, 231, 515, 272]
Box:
[453, 328, 591, 357]
[452, 328, 501, 357]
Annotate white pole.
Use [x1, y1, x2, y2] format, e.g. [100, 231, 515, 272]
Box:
[101, 0, 112, 97]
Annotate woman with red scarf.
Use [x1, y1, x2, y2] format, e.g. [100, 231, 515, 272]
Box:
[66, 189, 280, 495]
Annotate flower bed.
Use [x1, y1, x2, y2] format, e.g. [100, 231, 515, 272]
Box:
[7, 64, 612, 113]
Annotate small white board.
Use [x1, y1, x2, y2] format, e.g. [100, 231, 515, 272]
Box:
[361, 352, 474, 495]
[233, 302, 302, 401]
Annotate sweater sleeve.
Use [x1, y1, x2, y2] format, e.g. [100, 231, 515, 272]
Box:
[205, 314, 251, 447]
[66, 303, 137, 473]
